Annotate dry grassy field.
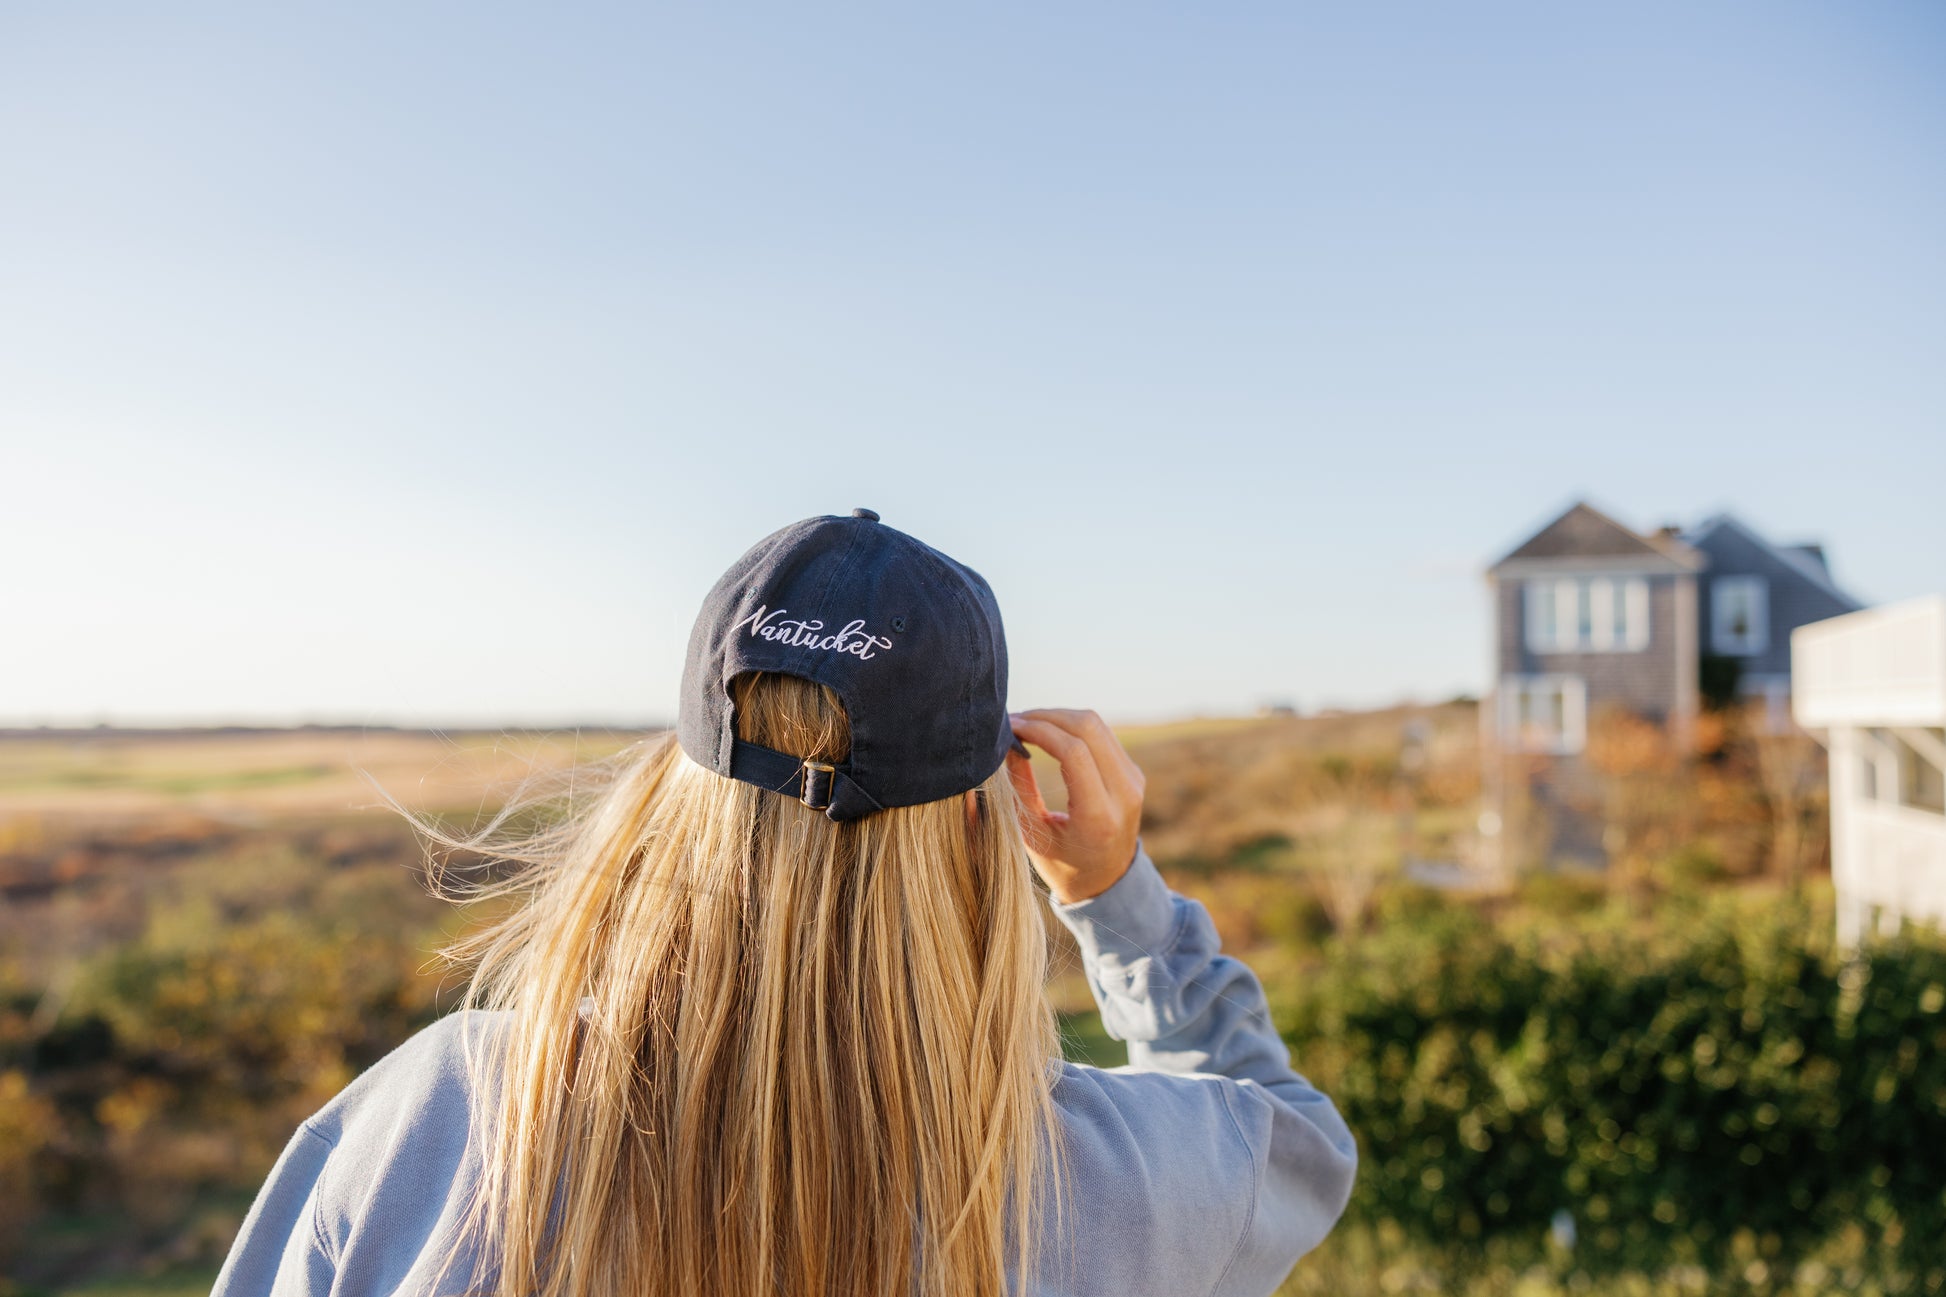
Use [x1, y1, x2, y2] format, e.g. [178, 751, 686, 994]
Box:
[0, 703, 1478, 954]
[0, 727, 644, 990]
[0, 725, 642, 823]
[0, 705, 1472, 1032]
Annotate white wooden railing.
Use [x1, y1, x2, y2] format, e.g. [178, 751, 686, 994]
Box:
[1794, 596, 1946, 729]
[1836, 801, 1946, 946]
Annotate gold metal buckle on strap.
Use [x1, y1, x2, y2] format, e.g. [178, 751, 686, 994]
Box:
[799, 760, 837, 810]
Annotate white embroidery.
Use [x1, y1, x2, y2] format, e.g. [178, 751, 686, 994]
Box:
[731, 605, 894, 660]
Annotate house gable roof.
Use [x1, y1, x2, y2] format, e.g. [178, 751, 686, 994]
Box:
[1489, 500, 1703, 574]
[1680, 513, 1862, 609]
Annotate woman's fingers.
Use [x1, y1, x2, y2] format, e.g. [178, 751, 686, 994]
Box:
[1007, 708, 1144, 904]
[1026, 708, 1145, 807]
[1007, 714, 1110, 820]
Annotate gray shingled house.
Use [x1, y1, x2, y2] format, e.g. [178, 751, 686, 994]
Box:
[1683, 513, 1864, 724]
[1482, 500, 1861, 870]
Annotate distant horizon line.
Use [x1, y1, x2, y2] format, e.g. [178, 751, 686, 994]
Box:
[0, 694, 1484, 739]
[0, 719, 673, 739]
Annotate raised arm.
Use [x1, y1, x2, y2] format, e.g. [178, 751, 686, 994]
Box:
[1052, 839, 1337, 1097]
[1009, 710, 1357, 1295]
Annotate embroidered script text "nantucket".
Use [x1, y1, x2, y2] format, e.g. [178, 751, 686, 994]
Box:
[731, 605, 895, 659]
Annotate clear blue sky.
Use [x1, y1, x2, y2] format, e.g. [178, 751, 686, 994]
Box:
[3, 3, 1942, 726]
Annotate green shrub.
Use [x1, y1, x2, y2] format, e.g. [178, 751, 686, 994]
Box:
[1517, 869, 1609, 919]
[13, 860, 454, 1277]
[1279, 898, 1946, 1290]
[1258, 887, 1335, 947]
[1662, 843, 1728, 888]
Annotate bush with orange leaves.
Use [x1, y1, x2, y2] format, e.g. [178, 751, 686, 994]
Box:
[1582, 701, 1826, 894]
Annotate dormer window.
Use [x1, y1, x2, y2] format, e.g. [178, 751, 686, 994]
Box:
[1712, 576, 1769, 656]
[1525, 577, 1650, 653]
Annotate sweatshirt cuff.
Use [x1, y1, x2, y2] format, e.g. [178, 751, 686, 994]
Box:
[1050, 840, 1182, 965]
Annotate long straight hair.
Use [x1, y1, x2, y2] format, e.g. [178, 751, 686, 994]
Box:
[423, 671, 1062, 1297]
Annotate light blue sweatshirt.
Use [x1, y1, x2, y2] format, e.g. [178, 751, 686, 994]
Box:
[212, 844, 1357, 1296]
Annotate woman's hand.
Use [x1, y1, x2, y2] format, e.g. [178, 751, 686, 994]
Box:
[1006, 708, 1146, 904]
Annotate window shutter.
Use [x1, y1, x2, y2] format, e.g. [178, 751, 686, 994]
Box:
[1589, 578, 1615, 649]
[1526, 582, 1552, 652]
[1555, 579, 1580, 650]
[1624, 579, 1651, 650]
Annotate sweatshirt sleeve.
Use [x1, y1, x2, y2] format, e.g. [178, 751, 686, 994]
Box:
[210, 1122, 338, 1297]
[1051, 840, 1357, 1296]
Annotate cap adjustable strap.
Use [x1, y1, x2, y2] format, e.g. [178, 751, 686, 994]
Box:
[727, 739, 885, 821]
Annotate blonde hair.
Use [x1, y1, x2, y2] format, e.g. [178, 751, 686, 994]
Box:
[422, 671, 1062, 1297]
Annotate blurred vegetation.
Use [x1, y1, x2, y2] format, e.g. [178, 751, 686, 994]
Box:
[0, 818, 461, 1294]
[0, 705, 1938, 1294]
[1274, 885, 1945, 1294]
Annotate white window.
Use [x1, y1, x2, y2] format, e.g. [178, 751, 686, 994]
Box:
[1499, 675, 1587, 754]
[1862, 727, 1946, 815]
[1907, 732, 1946, 815]
[1712, 576, 1769, 656]
[1525, 578, 1649, 653]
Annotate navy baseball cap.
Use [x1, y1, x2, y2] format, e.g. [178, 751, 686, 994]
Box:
[677, 508, 1016, 821]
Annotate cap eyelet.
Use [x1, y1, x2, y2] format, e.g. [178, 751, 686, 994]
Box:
[891, 616, 908, 632]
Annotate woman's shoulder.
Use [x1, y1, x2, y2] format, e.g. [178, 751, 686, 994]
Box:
[1045, 1061, 1264, 1290]
[1050, 1058, 1261, 1180]
[296, 1012, 509, 1282]
[303, 1009, 508, 1151]
[212, 1012, 510, 1296]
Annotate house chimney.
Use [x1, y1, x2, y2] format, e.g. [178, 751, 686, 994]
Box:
[1788, 542, 1830, 573]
